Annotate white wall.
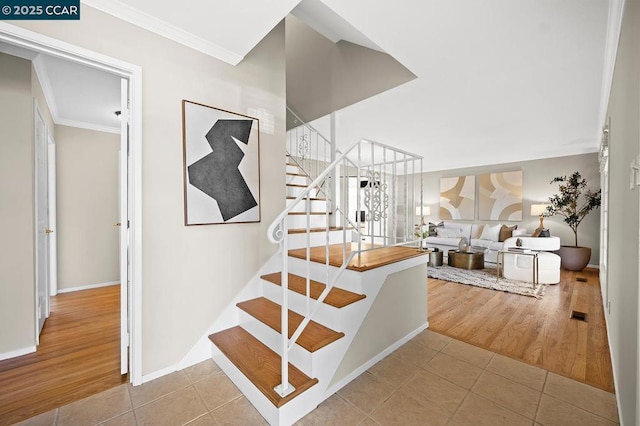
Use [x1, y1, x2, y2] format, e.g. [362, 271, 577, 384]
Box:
[0, 52, 36, 355]
[603, 1, 640, 424]
[55, 125, 119, 290]
[420, 153, 601, 264]
[14, 8, 286, 375]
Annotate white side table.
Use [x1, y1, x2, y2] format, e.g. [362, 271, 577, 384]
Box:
[497, 249, 539, 289]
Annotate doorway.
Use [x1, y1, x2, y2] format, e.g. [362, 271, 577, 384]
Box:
[0, 22, 142, 385]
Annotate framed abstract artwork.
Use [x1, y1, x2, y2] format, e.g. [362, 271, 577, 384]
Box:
[182, 100, 261, 225]
[440, 176, 475, 220]
[478, 171, 523, 221]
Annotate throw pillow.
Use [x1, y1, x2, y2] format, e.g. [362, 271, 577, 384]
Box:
[479, 223, 502, 241]
[428, 221, 443, 237]
[498, 224, 517, 242]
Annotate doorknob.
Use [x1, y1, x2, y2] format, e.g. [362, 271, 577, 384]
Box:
[114, 223, 121, 227]
[44, 229, 54, 234]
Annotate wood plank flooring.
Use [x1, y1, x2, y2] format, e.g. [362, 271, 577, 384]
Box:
[288, 243, 427, 272]
[0, 285, 126, 425]
[428, 267, 615, 393]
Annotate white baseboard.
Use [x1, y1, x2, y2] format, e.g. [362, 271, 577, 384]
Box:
[141, 363, 178, 384]
[57, 281, 119, 294]
[324, 321, 429, 396]
[0, 345, 36, 361]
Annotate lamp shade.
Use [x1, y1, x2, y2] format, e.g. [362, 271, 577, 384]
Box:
[530, 203, 550, 216]
[416, 206, 431, 216]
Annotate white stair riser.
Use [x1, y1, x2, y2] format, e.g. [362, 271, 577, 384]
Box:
[287, 230, 346, 249]
[286, 164, 301, 174]
[286, 175, 308, 186]
[286, 185, 319, 198]
[238, 311, 314, 377]
[287, 214, 328, 229]
[262, 280, 344, 331]
[287, 256, 364, 294]
[286, 198, 327, 213]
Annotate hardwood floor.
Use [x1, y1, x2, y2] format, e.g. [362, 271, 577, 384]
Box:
[0, 285, 126, 425]
[428, 267, 615, 393]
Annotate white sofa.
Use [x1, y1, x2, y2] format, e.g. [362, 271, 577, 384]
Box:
[420, 221, 525, 263]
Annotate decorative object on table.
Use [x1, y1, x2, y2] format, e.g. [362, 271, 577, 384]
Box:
[530, 203, 551, 237]
[427, 265, 545, 298]
[546, 171, 601, 271]
[440, 176, 475, 220]
[182, 100, 260, 225]
[516, 238, 522, 247]
[458, 236, 470, 252]
[478, 171, 523, 221]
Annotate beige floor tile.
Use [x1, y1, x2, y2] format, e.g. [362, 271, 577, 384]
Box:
[184, 359, 223, 384]
[471, 371, 541, 419]
[392, 338, 439, 368]
[14, 409, 57, 426]
[210, 396, 268, 425]
[448, 393, 532, 426]
[337, 371, 396, 414]
[296, 394, 365, 425]
[370, 390, 451, 426]
[129, 370, 191, 408]
[134, 386, 207, 425]
[186, 413, 217, 425]
[58, 384, 132, 426]
[424, 353, 483, 389]
[412, 329, 452, 351]
[193, 374, 242, 411]
[367, 355, 416, 387]
[486, 354, 547, 391]
[99, 411, 136, 426]
[536, 394, 617, 426]
[543, 373, 618, 422]
[400, 369, 467, 416]
[441, 340, 494, 368]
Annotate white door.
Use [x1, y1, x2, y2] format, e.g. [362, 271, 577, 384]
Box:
[120, 78, 130, 375]
[48, 134, 58, 297]
[34, 103, 50, 340]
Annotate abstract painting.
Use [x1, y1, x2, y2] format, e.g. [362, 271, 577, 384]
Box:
[478, 171, 523, 221]
[182, 100, 260, 225]
[440, 176, 475, 220]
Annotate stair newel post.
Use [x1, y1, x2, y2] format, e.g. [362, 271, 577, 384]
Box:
[274, 218, 295, 398]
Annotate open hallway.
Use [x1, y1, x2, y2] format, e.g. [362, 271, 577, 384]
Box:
[0, 286, 126, 425]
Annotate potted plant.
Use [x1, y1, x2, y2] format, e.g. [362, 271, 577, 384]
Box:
[545, 171, 601, 271]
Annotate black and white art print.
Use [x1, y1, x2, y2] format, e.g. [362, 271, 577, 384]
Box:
[182, 100, 260, 225]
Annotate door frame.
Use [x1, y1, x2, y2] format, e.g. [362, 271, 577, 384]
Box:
[0, 22, 144, 385]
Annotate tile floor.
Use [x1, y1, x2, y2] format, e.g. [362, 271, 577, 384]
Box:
[16, 330, 619, 426]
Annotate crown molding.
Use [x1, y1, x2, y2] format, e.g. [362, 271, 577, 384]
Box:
[56, 118, 121, 134]
[32, 54, 61, 122]
[81, 0, 244, 65]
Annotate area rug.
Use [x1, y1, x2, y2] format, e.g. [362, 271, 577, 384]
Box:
[427, 265, 545, 298]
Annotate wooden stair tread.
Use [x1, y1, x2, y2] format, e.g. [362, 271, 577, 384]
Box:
[286, 172, 307, 177]
[286, 183, 308, 188]
[287, 196, 326, 201]
[288, 226, 349, 234]
[209, 326, 318, 407]
[237, 297, 345, 352]
[261, 273, 366, 308]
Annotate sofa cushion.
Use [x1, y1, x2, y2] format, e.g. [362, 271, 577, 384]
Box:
[436, 227, 465, 238]
[423, 236, 462, 246]
[443, 221, 473, 238]
[499, 224, 517, 242]
[480, 223, 502, 241]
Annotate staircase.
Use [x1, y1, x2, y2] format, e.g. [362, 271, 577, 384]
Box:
[207, 118, 426, 425]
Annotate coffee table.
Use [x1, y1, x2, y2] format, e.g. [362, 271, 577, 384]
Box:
[448, 250, 484, 270]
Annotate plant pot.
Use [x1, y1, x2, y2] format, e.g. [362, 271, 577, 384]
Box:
[557, 246, 591, 271]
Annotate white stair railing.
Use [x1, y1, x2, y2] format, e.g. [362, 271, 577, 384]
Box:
[268, 136, 423, 397]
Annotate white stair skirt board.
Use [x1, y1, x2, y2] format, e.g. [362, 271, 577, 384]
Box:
[56, 280, 119, 294]
[0, 345, 36, 361]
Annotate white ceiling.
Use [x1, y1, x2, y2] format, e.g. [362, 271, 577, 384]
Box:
[5, 0, 611, 170]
